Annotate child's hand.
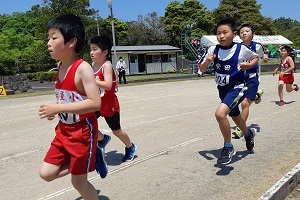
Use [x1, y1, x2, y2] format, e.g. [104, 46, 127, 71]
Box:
[263, 55, 269, 63]
[273, 70, 277, 76]
[206, 54, 215, 63]
[39, 103, 58, 119]
[279, 72, 285, 77]
[239, 62, 250, 70]
[47, 116, 56, 121]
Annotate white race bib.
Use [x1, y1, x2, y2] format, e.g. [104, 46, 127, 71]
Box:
[215, 72, 230, 86]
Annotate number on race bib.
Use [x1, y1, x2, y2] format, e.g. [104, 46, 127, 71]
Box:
[215, 72, 230, 86]
[58, 113, 78, 123]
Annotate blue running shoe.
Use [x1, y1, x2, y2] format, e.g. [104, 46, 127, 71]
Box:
[95, 145, 108, 178]
[122, 143, 137, 162]
[99, 134, 111, 149]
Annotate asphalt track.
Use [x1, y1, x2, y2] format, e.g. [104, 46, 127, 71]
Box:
[1, 74, 300, 200]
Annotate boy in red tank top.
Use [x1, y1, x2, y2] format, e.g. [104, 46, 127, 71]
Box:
[273, 45, 299, 106]
[89, 35, 136, 179]
[38, 14, 101, 200]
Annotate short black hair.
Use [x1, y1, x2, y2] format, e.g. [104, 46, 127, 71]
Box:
[89, 35, 112, 61]
[119, 56, 123, 59]
[216, 19, 237, 32]
[239, 23, 255, 34]
[47, 14, 85, 54]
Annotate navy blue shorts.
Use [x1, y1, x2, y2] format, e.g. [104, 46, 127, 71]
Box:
[244, 73, 259, 100]
[218, 84, 247, 117]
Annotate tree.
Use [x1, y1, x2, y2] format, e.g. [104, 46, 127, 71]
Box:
[273, 17, 300, 47]
[0, 12, 46, 75]
[163, 0, 214, 47]
[126, 12, 169, 45]
[213, 0, 276, 34]
[31, 0, 101, 66]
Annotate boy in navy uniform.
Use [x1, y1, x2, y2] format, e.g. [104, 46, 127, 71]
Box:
[200, 19, 259, 164]
[232, 24, 269, 138]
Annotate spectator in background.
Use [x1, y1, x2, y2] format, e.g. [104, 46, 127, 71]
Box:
[116, 56, 127, 84]
[191, 37, 197, 48]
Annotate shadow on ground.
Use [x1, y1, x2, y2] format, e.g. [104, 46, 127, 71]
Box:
[199, 149, 254, 175]
[270, 100, 296, 106]
[76, 190, 110, 200]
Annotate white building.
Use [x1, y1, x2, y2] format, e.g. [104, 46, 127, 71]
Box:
[111, 45, 181, 75]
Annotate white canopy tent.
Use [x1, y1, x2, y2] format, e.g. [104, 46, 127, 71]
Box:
[200, 35, 293, 46]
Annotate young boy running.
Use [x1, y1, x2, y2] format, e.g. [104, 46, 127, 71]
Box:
[273, 45, 299, 106]
[200, 19, 259, 164]
[38, 14, 101, 200]
[232, 24, 269, 138]
[89, 35, 136, 178]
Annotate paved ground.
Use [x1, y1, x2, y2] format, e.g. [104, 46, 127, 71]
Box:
[1, 74, 300, 200]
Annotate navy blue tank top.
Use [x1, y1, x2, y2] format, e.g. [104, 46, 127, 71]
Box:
[213, 43, 244, 87]
[243, 41, 261, 73]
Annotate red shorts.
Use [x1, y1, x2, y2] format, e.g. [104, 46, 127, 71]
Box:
[279, 73, 294, 84]
[100, 94, 120, 117]
[44, 116, 98, 175]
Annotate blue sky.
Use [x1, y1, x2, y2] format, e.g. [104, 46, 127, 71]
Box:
[0, 0, 299, 22]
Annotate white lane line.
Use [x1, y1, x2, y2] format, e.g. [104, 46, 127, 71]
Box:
[0, 147, 48, 162]
[37, 134, 210, 200]
[123, 106, 216, 129]
[1, 123, 55, 136]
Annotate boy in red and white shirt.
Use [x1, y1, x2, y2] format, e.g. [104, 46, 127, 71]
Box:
[38, 14, 101, 200]
[89, 35, 136, 179]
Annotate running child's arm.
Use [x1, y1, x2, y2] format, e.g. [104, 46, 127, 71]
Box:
[273, 65, 281, 76]
[39, 62, 101, 119]
[239, 45, 259, 70]
[240, 57, 259, 70]
[200, 54, 215, 73]
[281, 56, 295, 74]
[257, 44, 269, 63]
[263, 54, 269, 63]
[199, 47, 215, 73]
[95, 62, 113, 91]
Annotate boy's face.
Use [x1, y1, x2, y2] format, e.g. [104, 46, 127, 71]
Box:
[90, 44, 107, 63]
[239, 27, 253, 43]
[216, 25, 236, 47]
[47, 28, 69, 60]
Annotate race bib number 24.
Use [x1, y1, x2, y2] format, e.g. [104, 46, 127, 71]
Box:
[215, 72, 230, 86]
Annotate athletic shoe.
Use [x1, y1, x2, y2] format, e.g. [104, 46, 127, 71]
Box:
[278, 100, 285, 106]
[217, 146, 236, 164]
[245, 128, 257, 151]
[122, 143, 137, 162]
[95, 146, 108, 178]
[232, 127, 243, 138]
[293, 83, 299, 91]
[254, 89, 264, 104]
[99, 134, 111, 149]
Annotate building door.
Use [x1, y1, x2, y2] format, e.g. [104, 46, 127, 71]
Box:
[129, 54, 146, 74]
[138, 54, 146, 73]
[129, 54, 138, 74]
